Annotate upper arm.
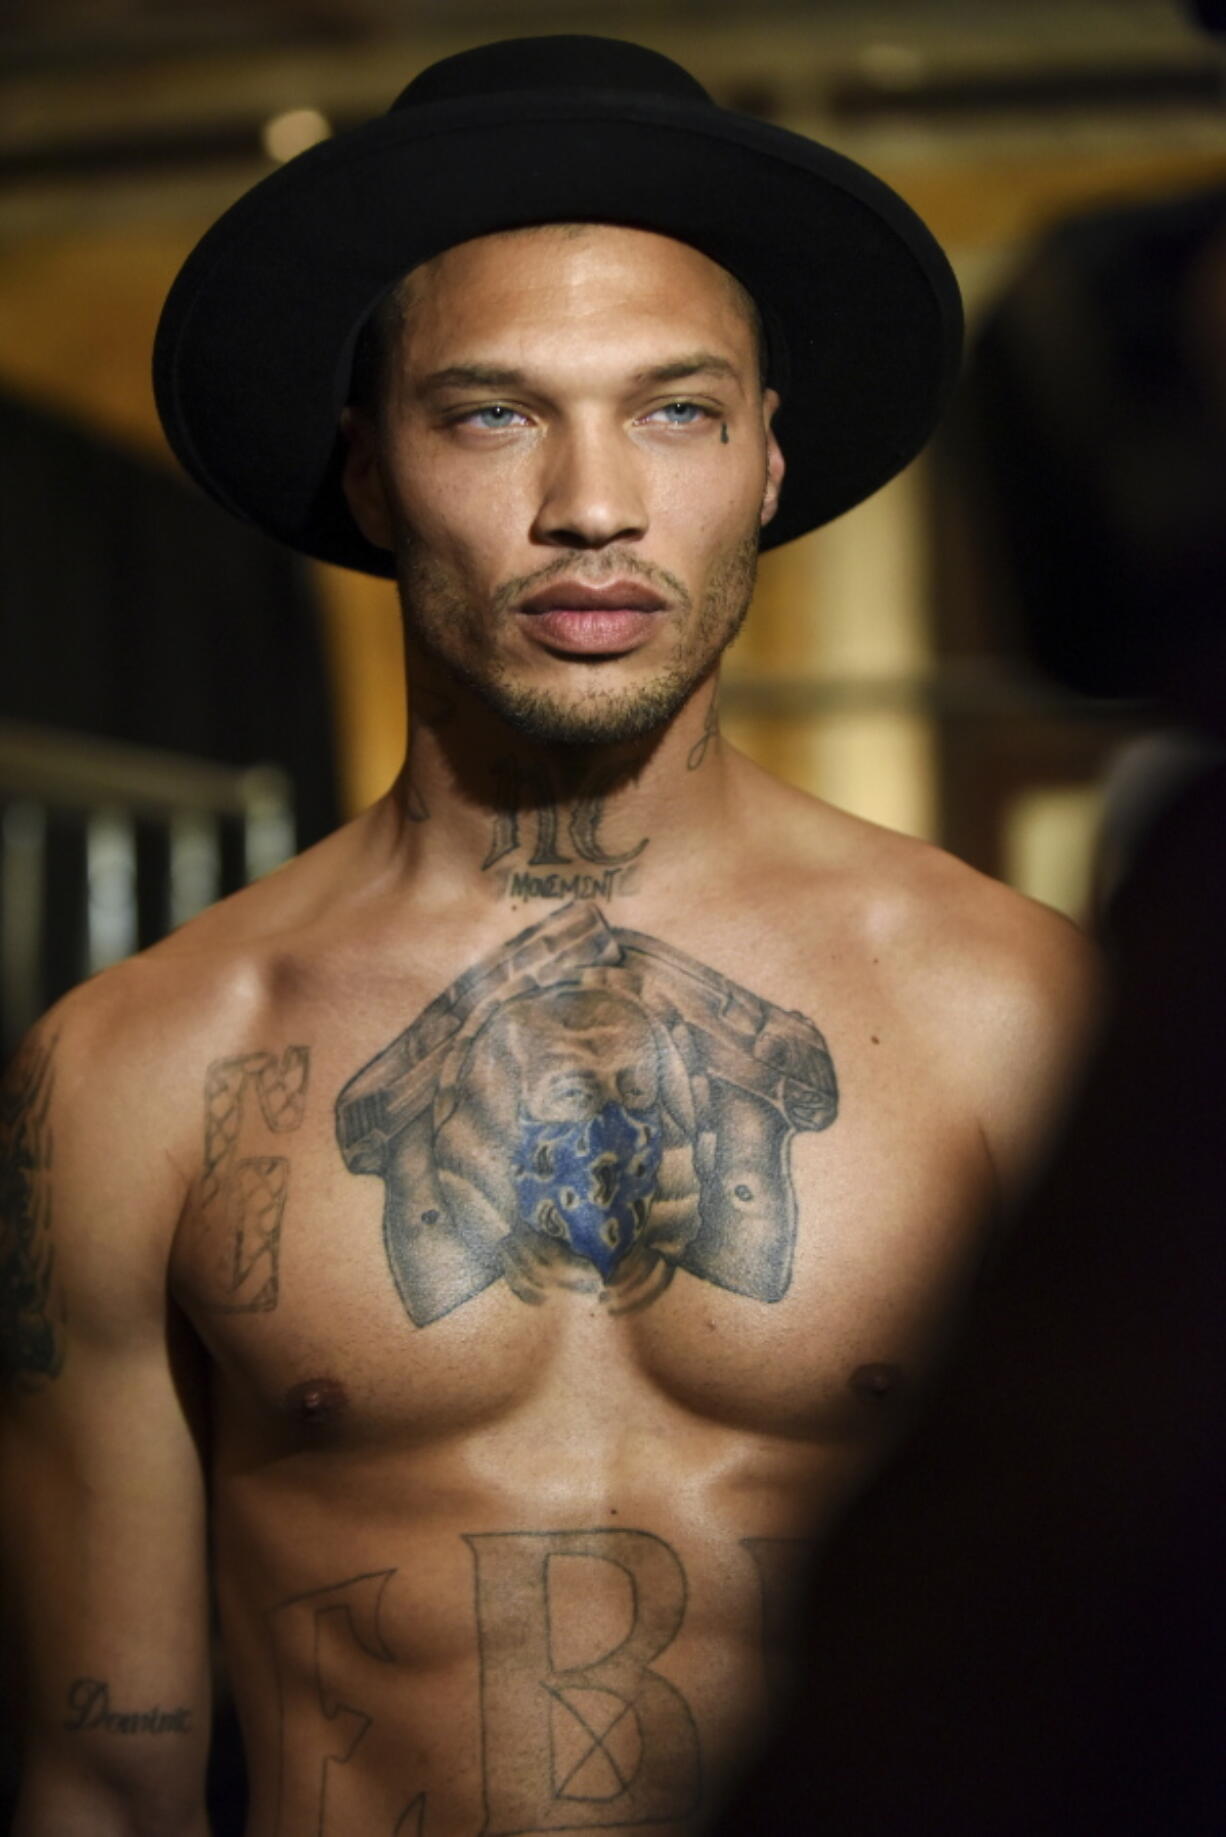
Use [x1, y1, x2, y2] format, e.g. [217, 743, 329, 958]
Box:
[1, 998, 212, 1833]
[959, 899, 1106, 1211]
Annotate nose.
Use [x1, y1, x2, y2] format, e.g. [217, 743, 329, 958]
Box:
[531, 418, 648, 550]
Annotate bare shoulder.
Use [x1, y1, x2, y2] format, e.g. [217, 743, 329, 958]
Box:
[0, 816, 385, 1396]
[848, 815, 1099, 1023]
[753, 777, 1103, 1200]
[755, 768, 1097, 997]
[3, 941, 257, 1254]
[851, 813, 1100, 1196]
[41, 802, 390, 1059]
[4, 817, 368, 1204]
[916, 855, 1101, 1206]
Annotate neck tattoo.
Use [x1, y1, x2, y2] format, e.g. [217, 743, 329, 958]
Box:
[483, 757, 649, 904]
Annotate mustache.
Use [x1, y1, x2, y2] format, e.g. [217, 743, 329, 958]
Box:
[491, 549, 692, 618]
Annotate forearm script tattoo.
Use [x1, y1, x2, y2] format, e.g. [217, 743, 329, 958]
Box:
[64, 1677, 192, 1735]
[0, 1031, 64, 1388]
[197, 1046, 310, 1311]
[336, 902, 837, 1327]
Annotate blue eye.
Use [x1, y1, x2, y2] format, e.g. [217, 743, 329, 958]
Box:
[646, 401, 709, 426]
[468, 404, 525, 429]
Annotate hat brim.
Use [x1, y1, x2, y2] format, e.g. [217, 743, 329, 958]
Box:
[155, 89, 963, 575]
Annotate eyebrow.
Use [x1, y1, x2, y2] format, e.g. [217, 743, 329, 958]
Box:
[417, 364, 527, 394]
[632, 353, 741, 386]
[416, 352, 743, 396]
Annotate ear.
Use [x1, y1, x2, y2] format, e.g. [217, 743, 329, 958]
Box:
[339, 406, 396, 552]
[759, 387, 785, 530]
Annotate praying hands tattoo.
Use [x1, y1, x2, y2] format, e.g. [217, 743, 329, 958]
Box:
[336, 904, 838, 1325]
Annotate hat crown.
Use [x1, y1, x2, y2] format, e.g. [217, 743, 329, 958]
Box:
[156, 31, 962, 576]
[392, 35, 713, 113]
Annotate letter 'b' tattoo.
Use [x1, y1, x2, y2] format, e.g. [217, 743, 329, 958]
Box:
[0, 1032, 64, 1389]
[336, 903, 837, 1327]
[198, 1046, 309, 1312]
[467, 1529, 700, 1832]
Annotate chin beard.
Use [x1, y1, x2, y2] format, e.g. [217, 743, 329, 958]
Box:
[401, 530, 760, 748]
[452, 656, 716, 746]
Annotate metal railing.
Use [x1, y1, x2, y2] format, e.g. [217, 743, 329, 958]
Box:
[0, 720, 294, 1054]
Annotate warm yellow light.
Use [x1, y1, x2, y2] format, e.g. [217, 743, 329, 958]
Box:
[856, 43, 926, 88]
[1003, 784, 1103, 919]
[261, 107, 333, 164]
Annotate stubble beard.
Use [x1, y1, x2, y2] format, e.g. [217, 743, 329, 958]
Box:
[396, 527, 761, 747]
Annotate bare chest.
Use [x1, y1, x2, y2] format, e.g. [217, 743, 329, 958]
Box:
[170, 902, 992, 1461]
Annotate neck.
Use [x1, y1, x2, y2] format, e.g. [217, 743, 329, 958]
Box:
[384, 656, 729, 912]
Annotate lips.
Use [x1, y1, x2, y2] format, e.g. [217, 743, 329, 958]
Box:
[519, 579, 667, 615]
[516, 578, 668, 656]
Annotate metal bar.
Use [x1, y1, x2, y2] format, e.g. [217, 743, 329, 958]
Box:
[0, 720, 293, 824]
[85, 807, 138, 973]
[1, 799, 46, 1045]
[168, 809, 221, 931]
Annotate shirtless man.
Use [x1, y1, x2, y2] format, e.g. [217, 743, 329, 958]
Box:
[0, 36, 1096, 1837]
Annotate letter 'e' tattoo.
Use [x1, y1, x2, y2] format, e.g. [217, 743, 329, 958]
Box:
[197, 1047, 310, 1312]
[0, 1030, 65, 1389]
[336, 902, 837, 1328]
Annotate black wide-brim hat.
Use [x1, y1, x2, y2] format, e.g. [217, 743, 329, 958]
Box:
[155, 34, 963, 576]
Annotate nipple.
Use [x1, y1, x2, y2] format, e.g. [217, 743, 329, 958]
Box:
[849, 1362, 903, 1402]
[285, 1377, 349, 1424]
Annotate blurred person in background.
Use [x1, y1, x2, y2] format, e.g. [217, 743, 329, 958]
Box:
[0, 36, 1096, 1837]
[710, 181, 1226, 1837]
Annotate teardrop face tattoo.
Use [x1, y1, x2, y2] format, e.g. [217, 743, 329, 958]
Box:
[720, 421, 730, 444]
[336, 902, 838, 1325]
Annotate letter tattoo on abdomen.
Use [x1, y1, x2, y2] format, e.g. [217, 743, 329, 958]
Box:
[335, 904, 837, 1325]
[466, 1528, 699, 1833]
[268, 1569, 425, 1837]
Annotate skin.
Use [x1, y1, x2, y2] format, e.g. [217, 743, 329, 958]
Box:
[343, 224, 782, 747]
[0, 225, 1098, 1836]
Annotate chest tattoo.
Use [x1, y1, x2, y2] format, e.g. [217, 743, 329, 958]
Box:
[197, 1045, 311, 1313]
[335, 903, 837, 1325]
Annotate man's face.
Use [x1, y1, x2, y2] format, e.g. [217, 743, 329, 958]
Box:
[343, 224, 784, 745]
